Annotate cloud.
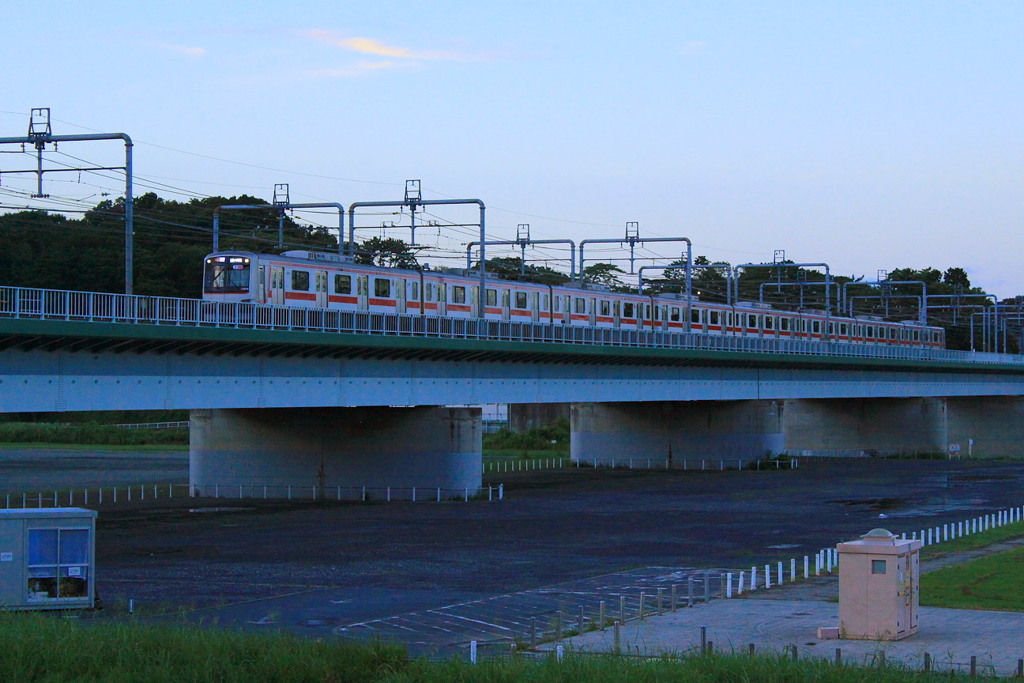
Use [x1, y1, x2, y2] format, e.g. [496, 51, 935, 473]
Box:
[146, 42, 207, 57]
[304, 30, 465, 61]
[307, 61, 412, 79]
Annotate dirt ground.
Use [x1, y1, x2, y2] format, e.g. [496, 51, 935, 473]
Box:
[85, 458, 1024, 626]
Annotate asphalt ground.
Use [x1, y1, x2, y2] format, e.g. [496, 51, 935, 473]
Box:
[4, 451, 1024, 654]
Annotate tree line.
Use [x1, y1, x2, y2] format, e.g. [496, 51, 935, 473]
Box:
[0, 193, 1012, 350]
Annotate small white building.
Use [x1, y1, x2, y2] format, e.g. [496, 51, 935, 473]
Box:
[0, 508, 97, 610]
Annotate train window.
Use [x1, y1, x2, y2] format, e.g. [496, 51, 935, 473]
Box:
[812, 320, 821, 334]
[839, 323, 848, 336]
[334, 274, 352, 295]
[542, 295, 549, 311]
[452, 286, 466, 304]
[600, 300, 611, 317]
[515, 292, 527, 308]
[623, 302, 634, 318]
[613, 301, 620, 316]
[913, 330, 920, 341]
[291, 270, 310, 291]
[553, 296, 561, 312]
[644, 304, 651, 319]
[574, 297, 586, 314]
[654, 306, 660, 321]
[746, 314, 755, 328]
[374, 278, 391, 297]
[671, 307, 680, 322]
[409, 281, 419, 301]
[709, 310, 720, 326]
[866, 325, 873, 338]
[765, 316, 774, 330]
[780, 317, 789, 331]
[425, 283, 434, 302]
[486, 289, 497, 306]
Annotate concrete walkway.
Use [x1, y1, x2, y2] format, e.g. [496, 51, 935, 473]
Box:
[550, 543, 1024, 678]
[555, 596, 1024, 677]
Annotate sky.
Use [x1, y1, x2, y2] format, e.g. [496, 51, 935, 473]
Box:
[2, 1, 1022, 295]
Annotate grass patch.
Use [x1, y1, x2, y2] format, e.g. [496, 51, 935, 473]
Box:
[921, 521, 1024, 559]
[0, 441, 189, 451]
[0, 422, 188, 446]
[0, 612, 950, 682]
[483, 419, 569, 453]
[921, 545, 1024, 611]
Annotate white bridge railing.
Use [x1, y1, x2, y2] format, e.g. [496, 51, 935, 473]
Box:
[2, 286, 1020, 366]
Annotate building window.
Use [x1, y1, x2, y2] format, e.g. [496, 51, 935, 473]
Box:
[27, 528, 89, 600]
[871, 559, 887, 575]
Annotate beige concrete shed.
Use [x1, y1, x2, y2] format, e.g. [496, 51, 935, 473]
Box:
[837, 528, 921, 641]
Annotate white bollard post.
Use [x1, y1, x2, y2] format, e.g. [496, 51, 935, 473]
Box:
[470, 640, 478, 664]
[751, 567, 758, 591]
[803, 555, 809, 579]
[777, 561, 783, 586]
[738, 571, 745, 594]
[765, 564, 772, 588]
[825, 550, 832, 573]
[790, 558, 796, 582]
[726, 573, 733, 598]
[815, 554, 820, 576]
[556, 645, 564, 661]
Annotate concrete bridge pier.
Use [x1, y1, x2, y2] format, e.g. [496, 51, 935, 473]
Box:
[189, 406, 481, 499]
[570, 401, 785, 466]
[945, 396, 1024, 458]
[782, 398, 947, 457]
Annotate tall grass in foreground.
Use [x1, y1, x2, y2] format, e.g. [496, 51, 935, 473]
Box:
[0, 613, 956, 682]
[0, 422, 188, 446]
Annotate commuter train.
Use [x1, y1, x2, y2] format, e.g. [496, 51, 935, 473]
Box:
[203, 250, 946, 349]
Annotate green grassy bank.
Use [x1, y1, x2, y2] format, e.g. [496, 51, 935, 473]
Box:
[0, 612, 951, 682]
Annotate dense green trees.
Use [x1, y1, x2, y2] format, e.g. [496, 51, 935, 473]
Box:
[0, 193, 339, 298]
[0, 193, 1013, 351]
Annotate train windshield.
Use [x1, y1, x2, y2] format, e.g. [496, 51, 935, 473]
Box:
[204, 256, 251, 293]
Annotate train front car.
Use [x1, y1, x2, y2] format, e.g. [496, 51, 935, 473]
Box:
[203, 253, 258, 303]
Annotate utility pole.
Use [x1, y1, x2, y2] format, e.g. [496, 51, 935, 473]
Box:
[0, 108, 134, 293]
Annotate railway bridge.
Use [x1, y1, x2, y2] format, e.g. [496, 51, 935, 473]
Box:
[3, 287, 1024, 494]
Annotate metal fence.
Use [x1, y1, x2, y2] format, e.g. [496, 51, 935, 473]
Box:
[2, 483, 504, 508]
[2, 286, 1020, 366]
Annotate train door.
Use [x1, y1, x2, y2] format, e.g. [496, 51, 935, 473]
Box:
[257, 265, 267, 303]
[588, 297, 596, 326]
[356, 275, 369, 312]
[269, 266, 285, 305]
[501, 289, 510, 321]
[396, 278, 407, 314]
[530, 292, 539, 322]
[470, 286, 480, 317]
[437, 283, 447, 315]
[613, 301, 621, 329]
[562, 295, 571, 324]
[315, 270, 328, 307]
